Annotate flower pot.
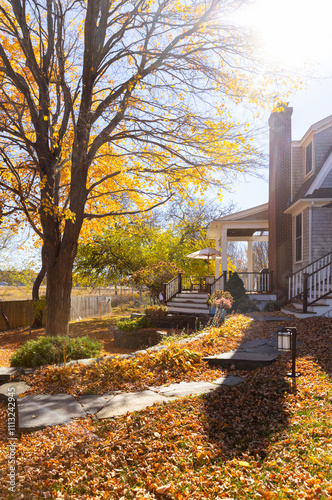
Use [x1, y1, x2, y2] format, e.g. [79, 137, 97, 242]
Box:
[209, 305, 216, 316]
[213, 308, 226, 323]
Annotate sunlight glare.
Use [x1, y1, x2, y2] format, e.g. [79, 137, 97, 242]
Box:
[231, 0, 332, 72]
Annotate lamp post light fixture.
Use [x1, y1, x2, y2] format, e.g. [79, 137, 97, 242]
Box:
[277, 327, 300, 378]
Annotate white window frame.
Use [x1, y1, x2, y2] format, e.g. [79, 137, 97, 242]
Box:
[305, 141, 313, 177]
[295, 212, 303, 263]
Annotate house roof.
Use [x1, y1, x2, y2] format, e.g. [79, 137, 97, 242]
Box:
[305, 188, 332, 199]
[207, 203, 269, 240]
[290, 129, 332, 207]
[297, 114, 332, 146]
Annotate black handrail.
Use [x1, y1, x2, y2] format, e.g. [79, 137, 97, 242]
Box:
[303, 262, 332, 312]
[289, 251, 332, 278]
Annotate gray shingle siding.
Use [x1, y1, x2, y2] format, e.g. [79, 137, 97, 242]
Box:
[313, 126, 332, 171]
[322, 167, 332, 188]
[311, 207, 332, 260]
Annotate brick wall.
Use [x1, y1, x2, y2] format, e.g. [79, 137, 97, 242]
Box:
[291, 144, 304, 199]
[268, 108, 293, 301]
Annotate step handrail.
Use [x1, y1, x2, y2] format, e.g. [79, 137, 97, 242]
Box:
[163, 273, 181, 302]
[303, 261, 332, 311]
[289, 250, 332, 278]
[289, 251, 332, 301]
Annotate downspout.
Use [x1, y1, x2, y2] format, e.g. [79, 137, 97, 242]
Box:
[308, 202, 313, 263]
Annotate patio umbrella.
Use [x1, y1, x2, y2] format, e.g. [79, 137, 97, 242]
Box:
[186, 246, 221, 262]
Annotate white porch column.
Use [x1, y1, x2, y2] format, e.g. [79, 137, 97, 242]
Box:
[221, 227, 228, 273]
[247, 240, 253, 272]
[214, 239, 220, 279]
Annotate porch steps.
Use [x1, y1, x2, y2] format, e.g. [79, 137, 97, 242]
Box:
[166, 292, 210, 315]
[281, 294, 332, 319]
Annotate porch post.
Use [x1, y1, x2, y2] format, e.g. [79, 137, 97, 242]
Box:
[221, 227, 228, 273]
[215, 238, 220, 279]
[247, 240, 253, 272]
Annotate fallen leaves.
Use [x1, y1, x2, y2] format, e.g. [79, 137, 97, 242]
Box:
[0, 315, 331, 499]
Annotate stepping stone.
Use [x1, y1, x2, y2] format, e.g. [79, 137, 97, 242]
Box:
[254, 315, 294, 322]
[0, 381, 30, 401]
[203, 351, 278, 370]
[17, 394, 86, 433]
[0, 367, 17, 382]
[211, 375, 244, 386]
[151, 381, 216, 398]
[96, 390, 168, 419]
[78, 394, 116, 414]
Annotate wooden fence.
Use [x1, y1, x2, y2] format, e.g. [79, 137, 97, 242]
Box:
[0, 296, 112, 332]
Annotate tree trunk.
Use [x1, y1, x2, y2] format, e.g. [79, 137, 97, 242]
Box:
[31, 264, 46, 329]
[0, 307, 10, 330]
[46, 258, 73, 336]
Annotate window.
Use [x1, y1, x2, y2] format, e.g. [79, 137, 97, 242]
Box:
[305, 142, 312, 175]
[295, 213, 302, 262]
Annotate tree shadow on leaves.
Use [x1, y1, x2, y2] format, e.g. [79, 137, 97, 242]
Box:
[202, 362, 292, 460]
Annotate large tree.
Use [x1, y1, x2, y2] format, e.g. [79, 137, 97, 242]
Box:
[0, 0, 287, 335]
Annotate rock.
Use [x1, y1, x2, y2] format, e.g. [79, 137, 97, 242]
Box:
[96, 390, 168, 419]
[0, 367, 17, 382]
[17, 394, 86, 433]
[78, 394, 116, 414]
[151, 381, 216, 398]
[0, 381, 30, 401]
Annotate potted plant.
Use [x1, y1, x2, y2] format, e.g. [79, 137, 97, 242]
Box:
[207, 290, 233, 321]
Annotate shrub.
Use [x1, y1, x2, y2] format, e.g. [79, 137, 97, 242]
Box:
[235, 296, 259, 313]
[117, 315, 154, 331]
[207, 290, 233, 308]
[264, 300, 282, 312]
[144, 305, 167, 320]
[10, 336, 102, 368]
[224, 272, 258, 313]
[224, 272, 246, 302]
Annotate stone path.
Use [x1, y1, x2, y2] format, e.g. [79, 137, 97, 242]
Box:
[15, 375, 244, 433]
[203, 337, 279, 370]
[0, 319, 294, 433]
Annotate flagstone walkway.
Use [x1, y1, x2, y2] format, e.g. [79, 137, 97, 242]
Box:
[0, 314, 293, 434]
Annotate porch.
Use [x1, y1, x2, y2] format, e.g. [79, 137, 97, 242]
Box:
[164, 270, 276, 315]
[206, 203, 269, 280]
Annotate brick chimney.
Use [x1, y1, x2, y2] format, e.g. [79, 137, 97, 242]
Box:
[268, 106, 293, 301]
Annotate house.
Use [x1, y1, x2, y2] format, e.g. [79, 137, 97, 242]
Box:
[207, 107, 332, 317]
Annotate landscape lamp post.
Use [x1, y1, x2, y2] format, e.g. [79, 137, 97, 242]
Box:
[277, 327, 300, 378]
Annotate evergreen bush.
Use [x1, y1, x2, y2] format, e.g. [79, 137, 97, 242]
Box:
[10, 335, 102, 368]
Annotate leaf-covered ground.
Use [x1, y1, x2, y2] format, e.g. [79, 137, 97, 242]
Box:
[0, 315, 331, 499]
[0, 317, 136, 367]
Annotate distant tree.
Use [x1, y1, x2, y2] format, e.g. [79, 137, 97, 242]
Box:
[252, 241, 269, 271]
[74, 196, 235, 285]
[126, 260, 183, 303]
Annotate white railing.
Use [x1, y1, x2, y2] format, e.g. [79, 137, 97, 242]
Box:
[289, 251, 332, 301]
[165, 274, 180, 301]
[235, 271, 271, 293]
[303, 261, 332, 311]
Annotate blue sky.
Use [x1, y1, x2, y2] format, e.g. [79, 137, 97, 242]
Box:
[2, 0, 332, 268]
[222, 0, 332, 212]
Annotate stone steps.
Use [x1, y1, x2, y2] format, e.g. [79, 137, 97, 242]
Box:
[166, 292, 210, 315]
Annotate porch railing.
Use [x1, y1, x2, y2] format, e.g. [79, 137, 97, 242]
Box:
[288, 251, 332, 301]
[302, 261, 332, 312]
[234, 271, 272, 293]
[164, 270, 273, 303]
[164, 273, 181, 302]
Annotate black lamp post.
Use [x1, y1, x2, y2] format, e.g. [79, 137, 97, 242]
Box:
[277, 327, 300, 378]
